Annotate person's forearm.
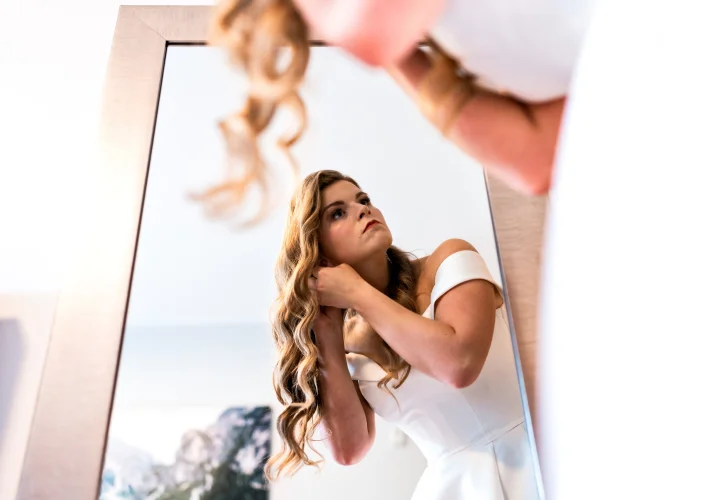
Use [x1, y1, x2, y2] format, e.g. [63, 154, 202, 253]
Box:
[388, 49, 561, 195]
[316, 342, 371, 464]
[450, 92, 562, 195]
[351, 281, 476, 387]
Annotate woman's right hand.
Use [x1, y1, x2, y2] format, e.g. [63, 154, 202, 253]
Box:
[313, 306, 346, 360]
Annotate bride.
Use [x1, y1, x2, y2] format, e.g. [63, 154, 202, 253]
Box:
[267, 169, 539, 499]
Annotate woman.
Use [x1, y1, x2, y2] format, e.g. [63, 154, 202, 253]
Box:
[199, 0, 595, 224]
[267, 169, 538, 499]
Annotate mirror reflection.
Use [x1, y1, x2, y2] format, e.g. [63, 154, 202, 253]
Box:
[100, 46, 541, 500]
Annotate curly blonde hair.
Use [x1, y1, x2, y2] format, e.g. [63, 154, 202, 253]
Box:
[202, 0, 476, 226]
[266, 170, 418, 479]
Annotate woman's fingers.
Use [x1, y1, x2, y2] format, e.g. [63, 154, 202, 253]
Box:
[309, 265, 326, 285]
[309, 276, 323, 304]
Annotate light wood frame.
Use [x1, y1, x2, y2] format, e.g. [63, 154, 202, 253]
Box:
[17, 6, 547, 499]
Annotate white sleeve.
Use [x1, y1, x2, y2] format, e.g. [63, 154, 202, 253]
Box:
[425, 250, 504, 317]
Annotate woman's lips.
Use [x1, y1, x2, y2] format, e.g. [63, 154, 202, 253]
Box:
[363, 220, 380, 233]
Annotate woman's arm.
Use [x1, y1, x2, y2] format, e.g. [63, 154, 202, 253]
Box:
[389, 49, 564, 195]
[293, 2, 560, 194]
[352, 239, 500, 388]
[313, 307, 375, 466]
[293, 0, 446, 66]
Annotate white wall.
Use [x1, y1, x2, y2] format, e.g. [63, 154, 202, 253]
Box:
[0, 295, 57, 500]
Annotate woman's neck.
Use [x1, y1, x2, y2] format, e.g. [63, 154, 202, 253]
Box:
[353, 253, 391, 294]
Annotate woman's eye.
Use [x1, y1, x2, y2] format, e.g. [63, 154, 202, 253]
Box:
[331, 208, 344, 220]
[360, 197, 371, 205]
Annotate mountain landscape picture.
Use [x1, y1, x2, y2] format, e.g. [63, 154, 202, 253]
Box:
[100, 406, 272, 500]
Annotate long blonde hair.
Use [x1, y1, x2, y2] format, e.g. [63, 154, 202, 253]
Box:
[266, 170, 418, 479]
[202, 0, 475, 226]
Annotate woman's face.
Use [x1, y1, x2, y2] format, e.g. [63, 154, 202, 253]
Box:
[318, 180, 392, 266]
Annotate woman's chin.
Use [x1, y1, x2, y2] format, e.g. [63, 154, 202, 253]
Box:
[364, 232, 393, 253]
[340, 231, 392, 264]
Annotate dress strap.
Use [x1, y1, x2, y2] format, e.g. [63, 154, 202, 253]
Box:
[425, 250, 504, 317]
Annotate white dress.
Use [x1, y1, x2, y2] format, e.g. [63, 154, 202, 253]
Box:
[537, 2, 715, 498]
[347, 250, 539, 499]
[430, 0, 597, 102]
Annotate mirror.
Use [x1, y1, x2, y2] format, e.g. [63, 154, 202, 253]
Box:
[99, 45, 542, 500]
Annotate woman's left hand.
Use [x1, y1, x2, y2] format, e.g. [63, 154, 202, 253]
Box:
[309, 263, 366, 309]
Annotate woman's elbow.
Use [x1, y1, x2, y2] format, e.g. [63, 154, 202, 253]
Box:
[333, 443, 371, 466]
[334, 451, 363, 466]
[508, 150, 554, 196]
[523, 127, 558, 195]
[445, 356, 486, 389]
[331, 432, 374, 466]
[526, 155, 554, 195]
[446, 369, 479, 389]
[524, 170, 551, 196]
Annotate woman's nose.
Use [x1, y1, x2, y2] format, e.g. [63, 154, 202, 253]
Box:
[357, 203, 370, 219]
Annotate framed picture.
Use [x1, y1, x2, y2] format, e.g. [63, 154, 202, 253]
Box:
[101, 405, 271, 500]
